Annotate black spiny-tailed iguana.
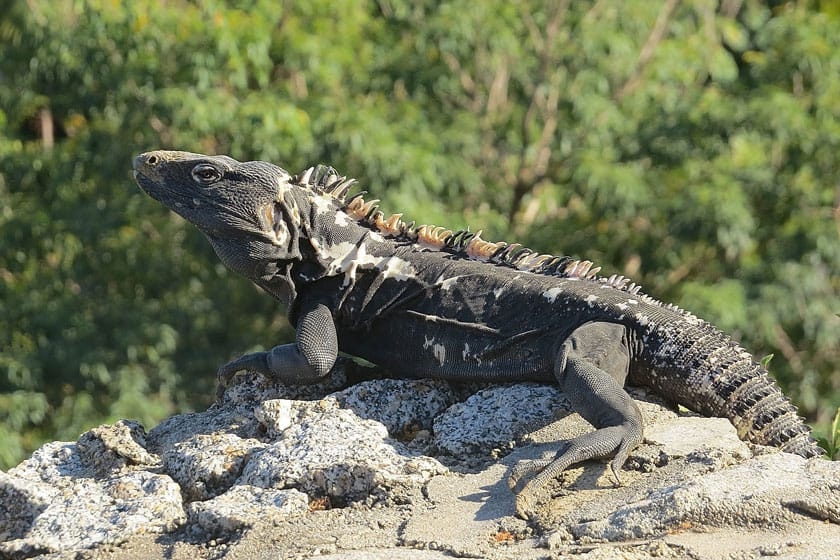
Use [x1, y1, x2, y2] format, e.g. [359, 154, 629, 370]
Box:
[132, 150, 823, 516]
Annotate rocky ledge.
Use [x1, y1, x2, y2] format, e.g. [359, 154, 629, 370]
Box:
[1, 367, 838, 560]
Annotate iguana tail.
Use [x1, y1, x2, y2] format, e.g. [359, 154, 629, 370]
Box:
[630, 308, 824, 458]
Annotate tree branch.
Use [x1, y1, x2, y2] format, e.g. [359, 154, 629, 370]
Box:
[39, 107, 54, 150]
[614, 0, 680, 101]
[508, 2, 568, 223]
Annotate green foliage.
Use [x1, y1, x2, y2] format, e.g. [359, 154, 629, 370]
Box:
[815, 408, 840, 461]
[1, 0, 838, 468]
[760, 354, 774, 370]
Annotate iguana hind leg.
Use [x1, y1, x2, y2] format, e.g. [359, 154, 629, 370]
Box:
[509, 321, 643, 519]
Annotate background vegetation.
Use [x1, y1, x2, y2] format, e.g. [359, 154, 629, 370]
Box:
[1, 0, 838, 469]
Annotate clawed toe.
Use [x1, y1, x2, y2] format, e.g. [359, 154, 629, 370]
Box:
[508, 458, 553, 491]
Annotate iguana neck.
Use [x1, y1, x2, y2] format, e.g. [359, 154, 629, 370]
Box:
[247, 186, 416, 307]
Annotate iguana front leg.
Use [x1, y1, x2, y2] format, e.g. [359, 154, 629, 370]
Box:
[216, 300, 338, 400]
[509, 321, 643, 519]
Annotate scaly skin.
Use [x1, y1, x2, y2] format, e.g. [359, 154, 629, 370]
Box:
[133, 150, 823, 518]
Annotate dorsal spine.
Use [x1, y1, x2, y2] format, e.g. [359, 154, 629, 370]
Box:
[293, 165, 654, 301]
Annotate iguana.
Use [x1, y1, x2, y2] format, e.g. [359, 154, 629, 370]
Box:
[132, 150, 823, 517]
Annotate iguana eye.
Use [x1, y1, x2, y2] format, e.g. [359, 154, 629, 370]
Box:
[191, 164, 222, 185]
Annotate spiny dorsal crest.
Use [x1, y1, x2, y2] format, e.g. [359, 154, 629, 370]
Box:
[292, 165, 648, 297]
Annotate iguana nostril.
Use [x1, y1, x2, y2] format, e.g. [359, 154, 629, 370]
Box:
[133, 153, 156, 171]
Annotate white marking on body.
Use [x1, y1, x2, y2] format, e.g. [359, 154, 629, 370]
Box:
[461, 343, 482, 365]
[315, 233, 419, 285]
[542, 287, 564, 303]
[635, 313, 650, 327]
[311, 194, 334, 215]
[334, 211, 352, 226]
[318, 241, 379, 286]
[379, 257, 416, 281]
[317, 240, 354, 261]
[436, 275, 461, 291]
[493, 287, 505, 298]
[627, 299, 639, 305]
[423, 337, 446, 365]
[368, 230, 386, 243]
[272, 221, 288, 246]
[585, 294, 598, 307]
[432, 343, 446, 365]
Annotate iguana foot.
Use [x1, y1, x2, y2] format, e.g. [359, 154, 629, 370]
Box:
[509, 422, 640, 519]
[216, 351, 272, 401]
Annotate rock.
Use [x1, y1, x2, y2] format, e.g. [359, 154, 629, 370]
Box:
[187, 485, 309, 535]
[332, 378, 458, 439]
[161, 432, 265, 501]
[241, 398, 446, 503]
[0, 442, 185, 557]
[220, 363, 348, 405]
[0, 469, 54, 546]
[76, 419, 160, 475]
[146, 404, 263, 453]
[1, 378, 839, 560]
[568, 451, 840, 542]
[432, 383, 571, 457]
[644, 416, 750, 459]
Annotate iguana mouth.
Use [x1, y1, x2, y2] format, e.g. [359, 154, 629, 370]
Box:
[132, 169, 158, 198]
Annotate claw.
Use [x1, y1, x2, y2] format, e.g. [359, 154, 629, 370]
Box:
[215, 362, 240, 402]
[515, 492, 535, 521]
[609, 462, 624, 487]
[507, 457, 554, 491]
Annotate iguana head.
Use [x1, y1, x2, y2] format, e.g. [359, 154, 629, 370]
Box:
[133, 150, 304, 302]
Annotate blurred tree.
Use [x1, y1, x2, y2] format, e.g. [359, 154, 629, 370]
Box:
[0, 0, 837, 468]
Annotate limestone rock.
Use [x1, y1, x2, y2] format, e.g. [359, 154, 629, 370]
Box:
[0, 442, 184, 557]
[161, 432, 265, 501]
[569, 451, 839, 542]
[433, 383, 571, 457]
[332, 378, 458, 439]
[2, 378, 838, 560]
[76, 419, 160, 475]
[242, 398, 447, 502]
[187, 485, 309, 535]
